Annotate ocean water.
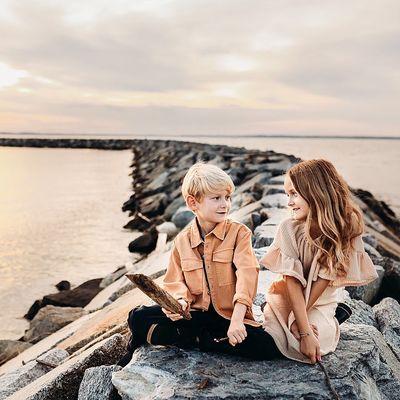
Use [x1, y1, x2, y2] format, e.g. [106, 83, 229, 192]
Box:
[0, 136, 398, 340]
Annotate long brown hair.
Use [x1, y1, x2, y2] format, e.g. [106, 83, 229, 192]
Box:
[288, 159, 364, 277]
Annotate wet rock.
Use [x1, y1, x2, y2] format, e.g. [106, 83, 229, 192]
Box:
[373, 297, 400, 360]
[123, 213, 152, 231]
[346, 265, 384, 304]
[23, 305, 88, 344]
[7, 334, 127, 400]
[0, 340, 32, 366]
[55, 281, 71, 291]
[77, 365, 121, 400]
[24, 300, 43, 321]
[171, 206, 195, 228]
[0, 348, 69, 399]
[128, 228, 158, 254]
[42, 279, 103, 308]
[156, 222, 179, 239]
[112, 324, 400, 400]
[100, 266, 128, 289]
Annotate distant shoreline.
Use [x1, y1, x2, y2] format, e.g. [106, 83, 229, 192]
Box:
[1, 133, 399, 140]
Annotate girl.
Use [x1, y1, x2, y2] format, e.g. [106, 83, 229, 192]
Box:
[261, 159, 378, 364]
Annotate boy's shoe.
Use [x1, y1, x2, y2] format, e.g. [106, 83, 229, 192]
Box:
[335, 302, 352, 324]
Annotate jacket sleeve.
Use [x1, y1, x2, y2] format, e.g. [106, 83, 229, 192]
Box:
[162, 242, 195, 304]
[232, 226, 259, 309]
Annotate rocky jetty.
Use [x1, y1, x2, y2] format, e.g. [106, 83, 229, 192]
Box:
[1, 139, 399, 400]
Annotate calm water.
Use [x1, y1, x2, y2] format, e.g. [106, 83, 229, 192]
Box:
[0, 147, 136, 339]
[0, 136, 399, 340]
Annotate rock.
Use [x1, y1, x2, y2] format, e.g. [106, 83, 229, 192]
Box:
[139, 193, 168, 218]
[112, 324, 400, 400]
[42, 279, 103, 308]
[376, 257, 400, 303]
[123, 214, 153, 231]
[24, 300, 43, 321]
[346, 265, 385, 304]
[234, 172, 271, 195]
[260, 193, 287, 208]
[146, 171, 169, 191]
[23, 305, 88, 344]
[373, 297, 400, 360]
[0, 348, 69, 399]
[55, 281, 71, 291]
[0, 340, 32, 366]
[163, 197, 185, 221]
[100, 266, 128, 289]
[363, 242, 382, 258]
[121, 194, 137, 213]
[156, 222, 179, 239]
[253, 246, 269, 265]
[362, 234, 379, 249]
[7, 334, 127, 400]
[253, 224, 277, 248]
[77, 365, 121, 400]
[128, 228, 158, 254]
[171, 206, 195, 228]
[268, 174, 285, 184]
[342, 295, 378, 328]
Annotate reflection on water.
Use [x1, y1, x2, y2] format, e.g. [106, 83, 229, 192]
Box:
[0, 147, 136, 339]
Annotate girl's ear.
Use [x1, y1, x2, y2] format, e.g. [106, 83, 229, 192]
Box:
[186, 195, 198, 211]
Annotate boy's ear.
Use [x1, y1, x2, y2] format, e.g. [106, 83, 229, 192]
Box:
[186, 195, 198, 211]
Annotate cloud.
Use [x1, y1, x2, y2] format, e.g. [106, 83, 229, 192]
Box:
[0, 0, 399, 135]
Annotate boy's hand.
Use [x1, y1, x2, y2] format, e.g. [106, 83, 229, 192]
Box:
[161, 299, 188, 321]
[227, 319, 247, 346]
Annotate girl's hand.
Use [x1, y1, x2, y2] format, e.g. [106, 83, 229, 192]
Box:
[161, 299, 188, 321]
[300, 333, 321, 364]
[227, 320, 247, 346]
[290, 321, 319, 340]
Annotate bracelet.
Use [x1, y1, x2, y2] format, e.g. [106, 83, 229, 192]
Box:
[299, 332, 311, 338]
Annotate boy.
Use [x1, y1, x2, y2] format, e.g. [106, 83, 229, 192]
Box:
[118, 163, 280, 366]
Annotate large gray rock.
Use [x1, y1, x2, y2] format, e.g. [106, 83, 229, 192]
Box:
[260, 193, 287, 208]
[112, 324, 400, 399]
[7, 334, 127, 400]
[373, 297, 400, 360]
[156, 222, 179, 239]
[78, 365, 121, 400]
[23, 305, 88, 344]
[0, 340, 32, 366]
[171, 206, 195, 228]
[342, 295, 378, 328]
[346, 265, 385, 304]
[0, 348, 68, 399]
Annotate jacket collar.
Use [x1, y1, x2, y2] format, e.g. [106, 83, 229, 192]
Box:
[189, 217, 227, 248]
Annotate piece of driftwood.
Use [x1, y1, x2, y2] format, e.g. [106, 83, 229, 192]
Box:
[125, 273, 191, 320]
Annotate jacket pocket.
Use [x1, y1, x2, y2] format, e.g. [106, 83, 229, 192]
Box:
[212, 248, 235, 286]
[181, 258, 204, 295]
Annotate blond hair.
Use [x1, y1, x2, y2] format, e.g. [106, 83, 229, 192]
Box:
[288, 159, 364, 277]
[181, 162, 235, 201]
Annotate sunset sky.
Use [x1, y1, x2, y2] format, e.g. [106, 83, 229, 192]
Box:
[0, 0, 399, 137]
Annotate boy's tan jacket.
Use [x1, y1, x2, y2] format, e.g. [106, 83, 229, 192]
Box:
[162, 218, 260, 327]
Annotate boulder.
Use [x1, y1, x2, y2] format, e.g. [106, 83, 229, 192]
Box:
[24, 300, 43, 321]
[253, 225, 277, 248]
[77, 365, 122, 400]
[112, 324, 400, 399]
[0, 340, 32, 366]
[100, 266, 128, 289]
[128, 228, 158, 254]
[139, 193, 168, 218]
[346, 265, 384, 304]
[171, 206, 195, 228]
[163, 197, 185, 221]
[342, 295, 378, 328]
[42, 279, 103, 309]
[0, 348, 68, 399]
[373, 297, 400, 360]
[260, 193, 287, 208]
[23, 305, 88, 344]
[123, 214, 152, 231]
[55, 281, 71, 291]
[156, 222, 179, 239]
[7, 334, 127, 400]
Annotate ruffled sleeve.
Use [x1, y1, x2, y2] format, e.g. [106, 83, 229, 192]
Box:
[260, 219, 307, 287]
[317, 235, 379, 287]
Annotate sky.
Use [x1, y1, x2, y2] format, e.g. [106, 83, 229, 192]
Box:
[0, 0, 399, 137]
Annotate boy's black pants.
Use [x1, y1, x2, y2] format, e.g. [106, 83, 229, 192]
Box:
[121, 304, 281, 365]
